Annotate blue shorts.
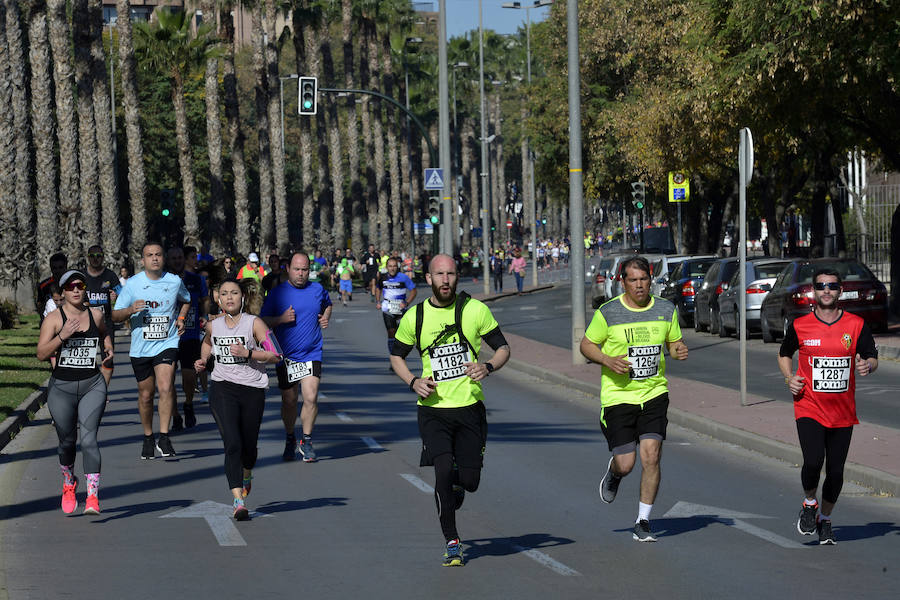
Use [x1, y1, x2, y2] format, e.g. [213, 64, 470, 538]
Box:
[339, 279, 353, 293]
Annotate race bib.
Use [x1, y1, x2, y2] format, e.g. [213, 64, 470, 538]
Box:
[382, 299, 404, 315]
[285, 358, 314, 383]
[429, 343, 471, 382]
[58, 337, 99, 369]
[212, 335, 248, 364]
[628, 345, 662, 380]
[811, 356, 851, 393]
[142, 315, 170, 340]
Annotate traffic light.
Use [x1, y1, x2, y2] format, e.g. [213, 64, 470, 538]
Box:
[160, 189, 175, 218]
[631, 181, 646, 210]
[299, 76, 318, 115]
[428, 198, 441, 224]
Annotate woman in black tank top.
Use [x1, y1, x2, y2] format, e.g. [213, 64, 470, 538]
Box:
[37, 270, 113, 516]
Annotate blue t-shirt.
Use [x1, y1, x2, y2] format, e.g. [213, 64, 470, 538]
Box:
[114, 271, 190, 358]
[179, 271, 208, 341]
[260, 280, 332, 362]
[377, 272, 415, 315]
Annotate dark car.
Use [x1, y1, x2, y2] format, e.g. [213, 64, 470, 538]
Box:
[694, 257, 743, 335]
[759, 258, 889, 343]
[660, 256, 718, 327]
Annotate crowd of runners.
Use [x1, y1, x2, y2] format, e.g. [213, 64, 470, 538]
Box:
[33, 242, 878, 563]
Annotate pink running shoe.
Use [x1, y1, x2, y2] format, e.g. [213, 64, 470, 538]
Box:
[83, 494, 100, 515]
[62, 478, 78, 514]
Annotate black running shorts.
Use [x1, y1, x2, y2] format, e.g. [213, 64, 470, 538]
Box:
[130, 348, 179, 383]
[599, 393, 669, 453]
[382, 311, 403, 331]
[177, 338, 202, 369]
[417, 402, 488, 469]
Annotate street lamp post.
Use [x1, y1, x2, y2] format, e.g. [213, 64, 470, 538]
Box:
[479, 0, 490, 293]
[279, 74, 299, 156]
[452, 61, 469, 249]
[503, 0, 552, 287]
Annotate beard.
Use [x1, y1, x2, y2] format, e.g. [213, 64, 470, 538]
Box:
[431, 279, 457, 304]
[816, 294, 838, 310]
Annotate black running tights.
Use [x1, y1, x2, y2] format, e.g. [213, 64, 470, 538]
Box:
[433, 453, 481, 542]
[208, 381, 266, 490]
[796, 417, 853, 504]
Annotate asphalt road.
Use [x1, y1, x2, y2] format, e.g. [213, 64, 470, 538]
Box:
[2, 293, 899, 599]
[479, 281, 900, 429]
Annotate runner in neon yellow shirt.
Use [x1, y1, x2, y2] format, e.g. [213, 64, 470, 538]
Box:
[580, 255, 688, 542]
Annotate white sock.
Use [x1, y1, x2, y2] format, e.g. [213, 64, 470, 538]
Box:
[636, 502, 653, 523]
[818, 513, 831, 522]
[803, 498, 818, 507]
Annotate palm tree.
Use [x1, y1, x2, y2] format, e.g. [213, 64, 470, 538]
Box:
[291, 2, 316, 248]
[318, 2, 345, 249]
[382, 32, 402, 250]
[48, 0, 80, 260]
[5, 0, 36, 285]
[201, 0, 225, 256]
[73, 0, 100, 253]
[222, 0, 251, 255]
[115, 0, 149, 265]
[363, 15, 387, 249]
[0, 2, 19, 288]
[342, 0, 363, 253]
[90, 0, 123, 264]
[264, 0, 288, 253]
[251, 3, 273, 252]
[135, 8, 216, 248]
[28, 0, 60, 272]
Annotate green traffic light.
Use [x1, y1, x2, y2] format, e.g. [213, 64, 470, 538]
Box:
[303, 99, 313, 109]
[635, 202, 644, 210]
[429, 215, 439, 225]
[162, 208, 170, 217]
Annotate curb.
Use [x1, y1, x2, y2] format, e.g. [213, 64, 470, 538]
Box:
[0, 383, 48, 453]
[476, 285, 557, 303]
[877, 345, 900, 360]
[500, 357, 900, 498]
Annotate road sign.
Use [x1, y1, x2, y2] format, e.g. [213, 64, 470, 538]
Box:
[472, 227, 482, 238]
[668, 172, 689, 202]
[424, 168, 445, 190]
[506, 220, 513, 229]
[413, 222, 435, 235]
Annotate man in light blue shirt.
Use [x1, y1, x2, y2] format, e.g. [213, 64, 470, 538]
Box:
[113, 242, 190, 460]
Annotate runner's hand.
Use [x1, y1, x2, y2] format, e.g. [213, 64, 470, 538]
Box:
[101, 348, 114, 368]
[229, 343, 247, 358]
[194, 358, 207, 373]
[282, 305, 296, 324]
[59, 316, 81, 340]
[671, 341, 688, 360]
[411, 376, 436, 398]
[788, 374, 805, 396]
[109, 290, 117, 305]
[464, 362, 490, 382]
[131, 299, 146, 314]
[318, 313, 329, 329]
[176, 318, 186, 335]
[855, 353, 871, 376]
[604, 354, 631, 375]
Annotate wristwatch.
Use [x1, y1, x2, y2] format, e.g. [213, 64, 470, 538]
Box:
[485, 363, 495, 374]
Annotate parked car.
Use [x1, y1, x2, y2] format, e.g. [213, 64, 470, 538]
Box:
[759, 258, 889, 343]
[717, 259, 790, 337]
[649, 255, 692, 297]
[694, 257, 744, 334]
[660, 256, 718, 327]
[589, 252, 635, 308]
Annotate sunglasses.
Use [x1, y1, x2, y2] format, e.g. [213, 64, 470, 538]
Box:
[813, 282, 841, 291]
[64, 281, 86, 291]
[88, 252, 104, 258]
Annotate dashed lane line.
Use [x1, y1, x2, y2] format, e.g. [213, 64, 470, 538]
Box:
[361, 436, 383, 450]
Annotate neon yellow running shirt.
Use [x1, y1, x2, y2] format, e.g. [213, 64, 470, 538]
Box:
[395, 296, 499, 408]
[584, 295, 682, 407]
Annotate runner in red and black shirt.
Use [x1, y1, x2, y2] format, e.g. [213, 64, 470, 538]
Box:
[778, 267, 879, 545]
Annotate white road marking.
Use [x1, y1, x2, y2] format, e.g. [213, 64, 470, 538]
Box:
[161, 500, 271, 547]
[663, 501, 806, 549]
[361, 436, 383, 450]
[349, 309, 369, 314]
[400, 474, 580, 575]
[336, 412, 353, 422]
[520, 306, 538, 311]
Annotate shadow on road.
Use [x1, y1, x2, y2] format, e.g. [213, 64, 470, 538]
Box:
[463, 532, 575, 562]
[255, 497, 348, 515]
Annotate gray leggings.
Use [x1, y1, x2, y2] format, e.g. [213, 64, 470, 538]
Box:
[47, 374, 107, 473]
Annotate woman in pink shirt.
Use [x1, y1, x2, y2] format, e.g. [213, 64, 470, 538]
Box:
[508, 250, 527, 294]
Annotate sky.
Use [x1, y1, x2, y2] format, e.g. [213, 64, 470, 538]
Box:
[437, 0, 554, 38]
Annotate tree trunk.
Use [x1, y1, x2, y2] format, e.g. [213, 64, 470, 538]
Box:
[307, 22, 332, 250]
[252, 5, 273, 253]
[321, 32, 345, 249]
[223, 2, 250, 255]
[90, 0, 123, 265]
[172, 75, 200, 247]
[48, 0, 80, 261]
[342, 0, 363, 253]
[28, 0, 59, 274]
[381, 35, 401, 251]
[115, 0, 147, 268]
[368, 24, 387, 249]
[0, 2, 18, 288]
[292, 7, 315, 249]
[264, 0, 288, 254]
[73, 0, 99, 255]
[360, 24, 376, 247]
[201, 0, 225, 257]
[399, 103, 411, 254]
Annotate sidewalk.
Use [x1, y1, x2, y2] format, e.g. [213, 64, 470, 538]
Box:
[474, 283, 900, 497]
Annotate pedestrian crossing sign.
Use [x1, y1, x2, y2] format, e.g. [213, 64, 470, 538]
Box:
[424, 168, 445, 190]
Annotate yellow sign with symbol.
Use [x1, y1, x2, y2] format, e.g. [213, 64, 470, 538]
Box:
[668, 171, 690, 203]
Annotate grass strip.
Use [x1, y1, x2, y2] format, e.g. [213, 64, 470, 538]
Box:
[0, 315, 49, 422]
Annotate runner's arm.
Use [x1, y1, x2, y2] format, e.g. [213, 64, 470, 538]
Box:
[250, 317, 282, 363]
[666, 338, 688, 360]
[36, 312, 64, 361]
[194, 324, 214, 371]
[405, 286, 417, 306]
[390, 341, 437, 398]
[856, 323, 878, 375]
[579, 336, 631, 375]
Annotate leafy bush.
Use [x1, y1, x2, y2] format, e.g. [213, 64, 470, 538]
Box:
[0, 300, 19, 329]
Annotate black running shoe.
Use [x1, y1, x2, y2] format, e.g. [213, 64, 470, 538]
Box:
[817, 519, 836, 545]
[141, 435, 156, 460]
[599, 456, 621, 504]
[156, 434, 176, 457]
[299, 436, 317, 462]
[633, 520, 657, 542]
[184, 404, 196, 428]
[283, 434, 297, 461]
[797, 502, 818, 535]
[171, 413, 184, 433]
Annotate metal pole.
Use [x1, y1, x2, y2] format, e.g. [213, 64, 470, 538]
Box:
[479, 0, 490, 293]
[739, 128, 753, 406]
[567, 0, 585, 365]
[527, 8, 538, 287]
[406, 69, 415, 264]
[280, 78, 285, 154]
[438, 0, 452, 255]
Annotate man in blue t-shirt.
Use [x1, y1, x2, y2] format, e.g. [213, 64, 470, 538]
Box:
[166, 246, 209, 431]
[375, 257, 417, 361]
[261, 252, 332, 463]
[113, 242, 191, 460]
